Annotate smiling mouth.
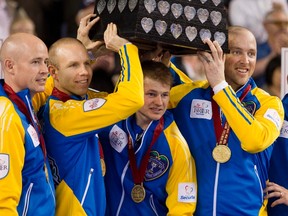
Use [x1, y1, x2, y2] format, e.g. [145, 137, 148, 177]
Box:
[76, 79, 88, 84]
[237, 68, 248, 73]
[36, 78, 47, 83]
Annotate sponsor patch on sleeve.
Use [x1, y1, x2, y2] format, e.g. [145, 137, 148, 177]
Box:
[109, 125, 128, 153]
[27, 125, 40, 147]
[279, 120, 288, 138]
[83, 98, 106, 112]
[190, 99, 212, 119]
[264, 108, 282, 131]
[178, 182, 196, 203]
[0, 154, 9, 179]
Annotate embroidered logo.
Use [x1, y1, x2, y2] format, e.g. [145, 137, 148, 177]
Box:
[27, 124, 40, 147]
[264, 108, 282, 131]
[242, 101, 256, 115]
[0, 154, 9, 179]
[279, 120, 288, 138]
[190, 99, 212, 119]
[109, 125, 128, 153]
[83, 98, 106, 112]
[178, 182, 196, 203]
[144, 151, 169, 181]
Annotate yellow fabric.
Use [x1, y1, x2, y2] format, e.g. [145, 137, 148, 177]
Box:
[49, 43, 144, 137]
[170, 63, 193, 84]
[32, 76, 54, 112]
[214, 86, 284, 153]
[0, 97, 25, 215]
[168, 81, 209, 109]
[55, 181, 87, 216]
[164, 121, 197, 215]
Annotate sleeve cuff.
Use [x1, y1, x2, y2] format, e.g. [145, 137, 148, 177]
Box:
[213, 81, 228, 94]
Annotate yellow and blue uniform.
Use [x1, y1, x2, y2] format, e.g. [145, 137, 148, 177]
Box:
[169, 78, 284, 216]
[0, 81, 55, 215]
[98, 111, 197, 216]
[268, 93, 288, 216]
[41, 44, 144, 215]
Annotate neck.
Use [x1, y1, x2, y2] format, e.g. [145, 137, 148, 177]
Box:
[4, 81, 33, 97]
[135, 112, 151, 130]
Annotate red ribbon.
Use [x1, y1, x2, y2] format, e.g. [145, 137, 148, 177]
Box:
[212, 85, 251, 145]
[3, 83, 47, 159]
[128, 117, 164, 184]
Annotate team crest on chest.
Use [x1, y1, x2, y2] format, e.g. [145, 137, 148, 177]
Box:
[280, 120, 288, 138]
[83, 98, 106, 111]
[190, 99, 212, 119]
[144, 151, 169, 181]
[109, 125, 128, 153]
[242, 101, 256, 115]
[0, 154, 9, 179]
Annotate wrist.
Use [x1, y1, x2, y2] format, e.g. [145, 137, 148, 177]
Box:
[213, 80, 228, 94]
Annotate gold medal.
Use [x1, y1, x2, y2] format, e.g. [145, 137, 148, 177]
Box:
[212, 145, 231, 163]
[100, 158, 106, 176]
[131, 184, 146, 203]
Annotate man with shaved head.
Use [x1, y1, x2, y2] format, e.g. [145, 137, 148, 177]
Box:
[41, 21, 144, 215]
[0, 33, 55, 215]
[169, 26, 284, 215]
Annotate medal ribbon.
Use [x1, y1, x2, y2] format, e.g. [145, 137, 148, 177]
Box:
[128, 117, 164, 185]
[3, 83, 47, 159]
[212, 85, 251, 145]
[51, 87, 104, 160]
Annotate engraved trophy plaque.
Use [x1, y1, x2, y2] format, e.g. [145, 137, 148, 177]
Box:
[90, 0, 229, 54]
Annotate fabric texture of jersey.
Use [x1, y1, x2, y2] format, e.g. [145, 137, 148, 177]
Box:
[268, 93, 288, 216]
[169, 78, 284, 216]
[98, 111, 197, 216]
[42, 43, 144, 216]
[0, 82, 55, 216]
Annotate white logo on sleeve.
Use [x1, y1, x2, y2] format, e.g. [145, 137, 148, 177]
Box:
[0, 154, 9, 179]
[190, 99, 212, 119]
[178, 183, 196, 203]
[264, 108, 282, 131]
[109, 125, 128, 153]
[27, 125, 40, 147]
[279, 120, 288, 138]
[83, 98, 106, 111]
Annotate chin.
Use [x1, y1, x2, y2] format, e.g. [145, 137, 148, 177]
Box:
[150, 114, 163, 121]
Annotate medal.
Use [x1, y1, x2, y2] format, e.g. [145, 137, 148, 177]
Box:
[212, 145, 231, 163]
[131, 184, 146, 203]
[100, 158, 106, 176]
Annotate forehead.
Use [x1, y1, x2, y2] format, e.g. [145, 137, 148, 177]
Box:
[144, 77, 170, 91]
[56, 43, 89, 61]
[19, 40, 48, 60]
[229, 30, 256, 51]
[267, 10, 288, 21]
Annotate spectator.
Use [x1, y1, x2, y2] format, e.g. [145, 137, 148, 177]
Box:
[262, 55, 281, 98]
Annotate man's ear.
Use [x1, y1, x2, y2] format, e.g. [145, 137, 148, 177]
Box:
[4, 59, 15, 73]
[48, 65, 58, 79]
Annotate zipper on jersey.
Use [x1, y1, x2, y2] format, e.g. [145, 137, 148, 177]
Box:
[22, 183, 33, 216]
[81, 168, 94, 205]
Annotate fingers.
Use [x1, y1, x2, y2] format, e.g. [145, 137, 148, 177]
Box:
[104, 23, 129, 52]
[79, 14, 97, 26]
[197, 39, 224, 64]
[140, 44, 163, 62]
[264, 181, 288, 207]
